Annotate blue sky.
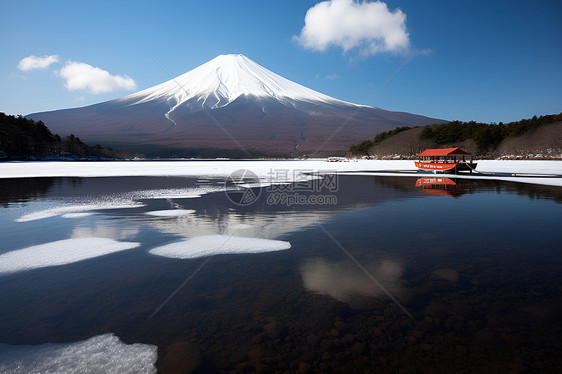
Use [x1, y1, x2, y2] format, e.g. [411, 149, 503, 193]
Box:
[1, 0, 561, 123]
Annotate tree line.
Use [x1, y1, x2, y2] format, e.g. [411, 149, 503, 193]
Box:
[348, 126, 411, 155]
[0, 112, 127, 160]
[349, 113, 562, 155]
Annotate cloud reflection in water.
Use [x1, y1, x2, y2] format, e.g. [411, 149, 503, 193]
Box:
[301, 258, 404, 303]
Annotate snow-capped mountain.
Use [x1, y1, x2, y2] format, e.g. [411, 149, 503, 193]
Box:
[126, 54, 345, 110]
[28, 54, 445, 154]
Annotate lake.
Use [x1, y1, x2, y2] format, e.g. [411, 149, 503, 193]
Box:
[0, 171, 561, 373]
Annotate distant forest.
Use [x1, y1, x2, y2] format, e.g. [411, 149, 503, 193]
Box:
[0, 113, 128, 160]
[349, 113, 562, 155]
[349, 126, 412, 155]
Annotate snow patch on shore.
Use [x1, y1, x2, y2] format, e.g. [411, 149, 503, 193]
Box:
[0, 160, 559, 186]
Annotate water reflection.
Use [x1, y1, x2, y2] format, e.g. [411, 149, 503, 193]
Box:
[71, 223, 140, 240]
[0, 173, 561, 373]
[128, 175, 414, 240]
[0, 178, 60, 207]
[300, 258, 404, 303]
[414, 177, 470, 197]
[142, 210, 330, 240]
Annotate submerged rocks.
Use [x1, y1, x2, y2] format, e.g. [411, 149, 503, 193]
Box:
[159, 342, 217, 374]
[432, 268, 460, 282]
[263, 322, 287, 340]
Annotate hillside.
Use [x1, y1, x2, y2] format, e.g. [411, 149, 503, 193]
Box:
[349, 114, 562, 159]
[0, 113, 129, 160]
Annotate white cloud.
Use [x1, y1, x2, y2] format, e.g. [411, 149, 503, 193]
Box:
[325, 73, 341, 80]
[58, 61, 136, 94]
[294, 0, 410, 56]
[17, 55, 60, 71]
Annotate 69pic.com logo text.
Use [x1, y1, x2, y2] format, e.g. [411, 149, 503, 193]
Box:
[266, 192, 336, 207]
[224, 168, 338, 207]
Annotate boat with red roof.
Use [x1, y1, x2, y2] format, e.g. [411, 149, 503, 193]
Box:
[415, 147, 477, 173]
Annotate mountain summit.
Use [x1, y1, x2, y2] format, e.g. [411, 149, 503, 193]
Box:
[29, 54, 445, 154]
[126, 54, 344, 112]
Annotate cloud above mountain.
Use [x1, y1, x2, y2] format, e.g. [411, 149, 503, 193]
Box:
[17, 55, 60, 71]
[294, 0, 409, 56]
[17, 54, 136, 94]
[58, 61, 136, 94]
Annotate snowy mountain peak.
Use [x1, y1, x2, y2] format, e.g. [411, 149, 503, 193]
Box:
[28, 53, 445, 153]
[123, 54, 348, 110]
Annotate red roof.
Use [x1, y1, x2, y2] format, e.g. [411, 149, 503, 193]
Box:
[417, 147, 471, 156]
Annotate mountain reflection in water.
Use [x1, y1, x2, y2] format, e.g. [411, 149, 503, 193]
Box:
[0, 174, 561, 373]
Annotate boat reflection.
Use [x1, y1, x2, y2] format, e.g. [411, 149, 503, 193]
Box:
[414, 177, 471, 197]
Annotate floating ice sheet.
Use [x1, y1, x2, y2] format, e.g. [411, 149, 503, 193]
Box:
[0, 333, 157, 374]
[0, 237, 140, 275]
[132, 188, 215, 200]
[16, 202, 144, 222]
[149, 235, 291, 259]
[61, 212, 95, 218]
[145, 209, 195, 217]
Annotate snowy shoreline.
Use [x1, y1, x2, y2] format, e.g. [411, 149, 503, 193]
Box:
[0, 159, 560, 186]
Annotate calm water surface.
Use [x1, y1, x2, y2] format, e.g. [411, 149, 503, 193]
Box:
[0, 175, 561, 373]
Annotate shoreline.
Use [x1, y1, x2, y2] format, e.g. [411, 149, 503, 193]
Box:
[0, 159, 560, 187]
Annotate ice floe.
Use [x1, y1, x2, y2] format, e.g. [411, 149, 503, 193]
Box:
[61, 212, 95, 219]
[145, 209, 195, 217]
[15, 202, 144, 222]
[149, 235, 291, 259]
[0, 333, 157, 374]
[131, 186, 224, 200]
[0, 237, 140, 275]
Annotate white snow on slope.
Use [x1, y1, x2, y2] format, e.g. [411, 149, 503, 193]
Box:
[0, 333, 157, 374]
[0, 238, 140, 275]
[149, 235, 291, 259]
[122, 54, 357, 111]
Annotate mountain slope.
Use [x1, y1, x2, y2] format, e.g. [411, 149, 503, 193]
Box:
[28, 54, 445, 154]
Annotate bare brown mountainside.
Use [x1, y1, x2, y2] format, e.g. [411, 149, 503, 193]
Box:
[365, 121, 562, 159]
